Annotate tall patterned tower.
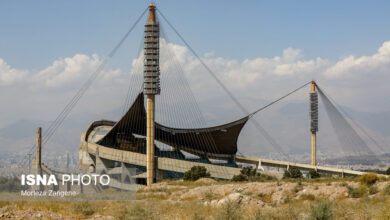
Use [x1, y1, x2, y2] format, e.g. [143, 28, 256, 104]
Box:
[310, 81, 318, 166]
[144, 3, 160, 185]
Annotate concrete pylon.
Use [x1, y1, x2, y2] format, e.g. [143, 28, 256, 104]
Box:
[144, 3, 160, 186]
[31, 127, 43, 191]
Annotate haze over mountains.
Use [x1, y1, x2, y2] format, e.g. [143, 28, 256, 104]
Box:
[1, 98, 389, 167]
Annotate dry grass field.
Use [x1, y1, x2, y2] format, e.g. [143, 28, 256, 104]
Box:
[1, 175, 390, 219]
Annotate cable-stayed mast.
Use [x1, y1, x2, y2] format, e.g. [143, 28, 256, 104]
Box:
[310, 81, 319, 166]
[144, 3, 160, 186]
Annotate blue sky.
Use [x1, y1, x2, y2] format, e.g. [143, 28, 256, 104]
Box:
[1, 0, 389, 70]
[1, 1, 390, 158]
[1, 0, 390, 128]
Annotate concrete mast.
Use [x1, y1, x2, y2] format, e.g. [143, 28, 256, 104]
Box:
[32, 127, 42, 169]
[310, 81, 318, 166]
[144, 3, 160, 186]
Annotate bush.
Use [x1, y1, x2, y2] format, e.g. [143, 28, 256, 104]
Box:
[231, 174, 248, 182]
[309, 200, 334, 220]
[346, 185, 366, 198]
[71, 202, 96, 217]
[369, 186, 378, 195]
[215, 200, 242, 220]
[359, 173, 379, 186]
[231, 167, 277, 182]
[284, 167, 303, 179]
[0, 177, 26, 192]
[309, 170, 321, 179]
[117, 203, 157, 220]
[300, 193, 316, 201]
[240, 166, 257, 177]
[383, 184, 390, 195]
[386, 167, 390, 175]
[231, 167, 256, 182]
[183, 166, 210, 181]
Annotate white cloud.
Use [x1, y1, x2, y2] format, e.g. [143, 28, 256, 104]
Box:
[0, 59, 28, 85]
[0, 54, 124, 90]
[324, 41, 390, 79]
[33, 54, 102, 88]
[1, 39, 390, 129]
[157, 40, 390, 112]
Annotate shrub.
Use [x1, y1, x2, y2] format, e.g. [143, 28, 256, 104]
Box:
[293, 185, 302, 193]
[0, 177, 26, 192]
[183, 166, 210, 181]
[386, 167, 390, 175]
[117, 203, 156, 220]
[383, 184, 390, 195]
[284, 167, 303, 179]
[254, 174, 277, 182]
[231, 174, 248, 182]
[309, 200, 334, 220]
[241, 166, 257, 176]
[71, 202, 96, 217]
[300, 193, 316, 201]
[346, 185, 366, 198]
[359, 173, 379, 186]
[339, 182, 348, 187]
[231, 167, 277, 182]
[257, 193, 265, 198]
[192, 213, 206, 220]
[369, 186, 378, 195]
[215, 200, 242, 220]
[309, 170, 321, 179]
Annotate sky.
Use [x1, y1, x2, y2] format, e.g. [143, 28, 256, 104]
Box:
[1, 0, 390, 129]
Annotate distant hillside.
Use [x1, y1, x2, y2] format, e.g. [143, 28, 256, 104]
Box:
[0, 100, 388, 165]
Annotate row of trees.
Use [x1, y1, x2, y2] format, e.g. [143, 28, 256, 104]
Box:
[0, 177, 26, 192]
[182, 165, 321, 182]
[183, 165, 390, 182]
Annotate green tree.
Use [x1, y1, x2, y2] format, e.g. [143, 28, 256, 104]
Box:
[386, 167, 390, 175]
[183, 166, 210, 181]
[284, 167, 303, 179]
[231, 174, 248, 182]
[309, 169, 321, 179]
[240, 166, 257, 177]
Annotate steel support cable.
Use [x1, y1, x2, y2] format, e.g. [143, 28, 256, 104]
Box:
[18, 8, 148, 167]
[316, 86, 379, 165]
[249, 81, 312, 117]
[156, 9, 292, 161]
[158, 27, 233, 176]
[160, 27, 223, 161]
[156, 10, 247, 116]
[317, 87, 362, 160]
[317, 85, 387, 154]
[122, 33, 146, 115]
[157, 36, 218, 175]
[41, 7, 148, 148]
[317, 85, 384, 168]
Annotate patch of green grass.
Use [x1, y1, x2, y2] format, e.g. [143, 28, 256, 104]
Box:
[309, 199, 334, 220]
[214, 200, 242, 220]
[383, 184, 390, 195]
[116, 203, 157, 220]
[257, 193, 273, 203]
[243, 191, 253, 196]
[347, 185, 366, 198]
[339, 182, 348, 187]
[71, 202, 97, 217]
[369, 186, 378, 195]
[359, 173, 379, 186]
[293, 182, 303, 193]
[300, 193, 316, 201]
[205, 191, 216, 201]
